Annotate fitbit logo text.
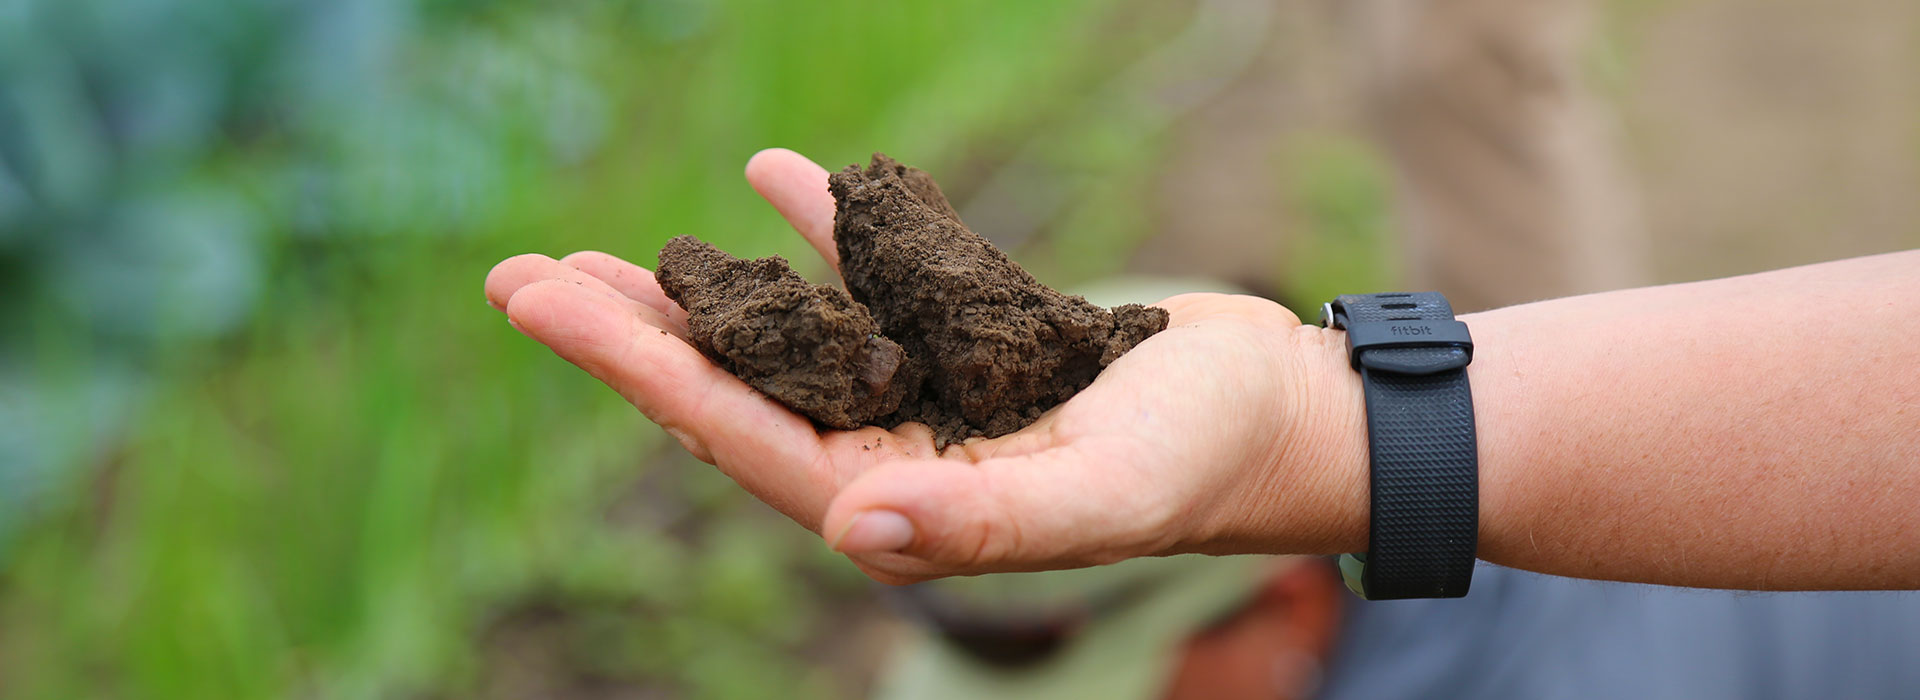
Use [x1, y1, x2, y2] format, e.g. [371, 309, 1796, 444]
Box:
[1390, 325, 1433, 336]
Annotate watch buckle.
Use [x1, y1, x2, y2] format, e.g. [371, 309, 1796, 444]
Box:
[1319, 302, 1344, 329]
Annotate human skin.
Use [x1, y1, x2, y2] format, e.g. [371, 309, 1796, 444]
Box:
[483, 147, 1920, 590]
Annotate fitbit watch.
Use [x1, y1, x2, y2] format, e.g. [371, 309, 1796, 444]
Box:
[1320, 292, 1478, 600]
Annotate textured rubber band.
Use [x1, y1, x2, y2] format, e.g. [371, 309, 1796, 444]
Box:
[1325, 293, 1478, 600]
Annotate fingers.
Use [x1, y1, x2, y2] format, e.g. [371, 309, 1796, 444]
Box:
[486, 253, 687, 338]
[820, 442, 1177, 581]
[745, 148, 839, 271]
[559, 250, 690, 329]
[503, 277, 838, 528]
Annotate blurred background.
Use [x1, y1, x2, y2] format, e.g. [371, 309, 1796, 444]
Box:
[0, 0, 1915, 697]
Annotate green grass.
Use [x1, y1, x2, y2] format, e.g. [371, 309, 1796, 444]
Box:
[0, 1, 1220, 697]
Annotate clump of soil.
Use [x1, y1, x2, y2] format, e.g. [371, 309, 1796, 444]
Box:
[655, 236, 914, 429]
[656, 154, 1167, 445]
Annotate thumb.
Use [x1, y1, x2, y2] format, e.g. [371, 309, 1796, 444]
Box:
[819, 446, 1178, 581]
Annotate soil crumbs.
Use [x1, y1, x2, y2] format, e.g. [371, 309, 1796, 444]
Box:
[656, 154, 1167, 446]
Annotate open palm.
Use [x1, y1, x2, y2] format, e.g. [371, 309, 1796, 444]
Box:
[484, 149, 1362, 583]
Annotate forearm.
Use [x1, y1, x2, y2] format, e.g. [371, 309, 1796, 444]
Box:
[1450, 250, 1920, 589]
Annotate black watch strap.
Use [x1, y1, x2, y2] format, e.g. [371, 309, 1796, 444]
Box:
[1321, 292, 1478, 600]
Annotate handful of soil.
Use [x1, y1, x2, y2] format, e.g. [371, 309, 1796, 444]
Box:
[655, 154, 1168, 445]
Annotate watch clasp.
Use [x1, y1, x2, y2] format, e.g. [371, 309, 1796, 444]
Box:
[1319, 302, 1345, 329]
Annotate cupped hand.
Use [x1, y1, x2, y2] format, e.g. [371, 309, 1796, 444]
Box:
[483, 149, 1367, 584]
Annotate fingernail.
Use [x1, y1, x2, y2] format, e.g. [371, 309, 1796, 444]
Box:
[830, 510, 915, 554]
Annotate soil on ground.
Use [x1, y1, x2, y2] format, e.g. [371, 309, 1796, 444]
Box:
[656, 154, 1168, 445]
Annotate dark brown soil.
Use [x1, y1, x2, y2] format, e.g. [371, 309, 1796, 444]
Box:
[656, 154, 1167, 445]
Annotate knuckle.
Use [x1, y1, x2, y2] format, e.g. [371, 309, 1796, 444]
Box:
[504, 252, 556, 266]
[559, 250, 608, 266]
[662, 425, 713, 464]
[948, 473, 1022, 569]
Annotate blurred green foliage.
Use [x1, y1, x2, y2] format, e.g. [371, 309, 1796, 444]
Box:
[1275, 133, 1395, 308]
[0, 0, 1237, 697]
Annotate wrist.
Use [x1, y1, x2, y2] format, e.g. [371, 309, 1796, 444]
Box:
[1226, 322, 1370, 556]
[1456, 307, 1536, 567]
[1294, 324, 1371, 554]
[1232, 304, 1533, 580]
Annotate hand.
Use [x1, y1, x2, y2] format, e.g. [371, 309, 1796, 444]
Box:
[483, 149, 1367, 584]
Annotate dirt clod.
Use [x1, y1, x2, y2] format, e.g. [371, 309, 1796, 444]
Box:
[657, 153, 1167, 445]
[655, 236, 913, 430]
